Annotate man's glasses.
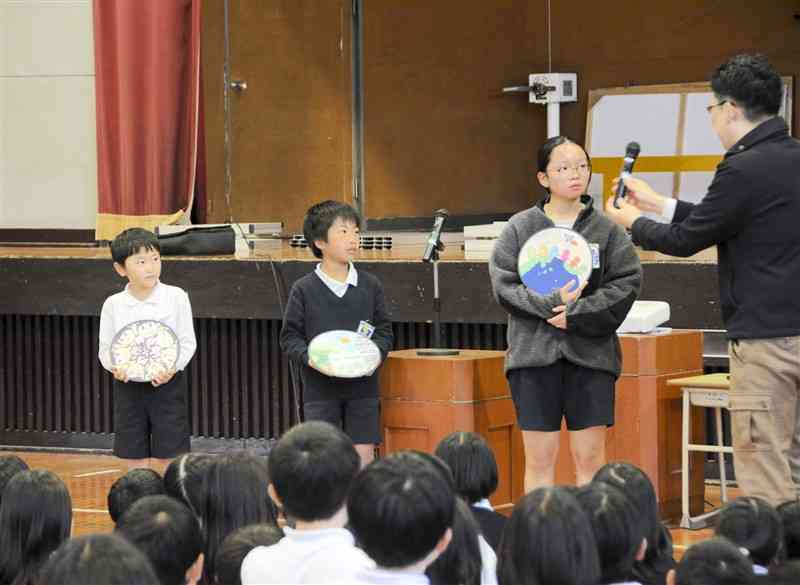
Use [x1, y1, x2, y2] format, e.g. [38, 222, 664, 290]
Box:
[705, 100, 728, 113]
[549, 162, 591, 176]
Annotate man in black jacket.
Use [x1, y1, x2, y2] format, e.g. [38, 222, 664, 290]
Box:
[605, 54, 800, 506]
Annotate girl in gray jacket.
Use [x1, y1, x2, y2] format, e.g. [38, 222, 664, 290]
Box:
[489, 136, 642, 493]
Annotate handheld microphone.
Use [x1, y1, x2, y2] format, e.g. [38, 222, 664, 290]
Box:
[422, 209, 448, 263]
[613, 142, 641, 209]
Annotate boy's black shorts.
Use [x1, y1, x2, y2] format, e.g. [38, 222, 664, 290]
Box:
[113, 371, 191, 459]
[507, 360, 615, 432]
[303, 397, 381, 445]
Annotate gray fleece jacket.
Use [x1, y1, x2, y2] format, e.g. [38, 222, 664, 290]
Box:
[489, 196, 642, 377]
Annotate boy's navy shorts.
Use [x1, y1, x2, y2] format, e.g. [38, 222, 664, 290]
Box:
[507, 360, 615, 432]
[303, 396, 381, 445]
[113, 370, 191, 459]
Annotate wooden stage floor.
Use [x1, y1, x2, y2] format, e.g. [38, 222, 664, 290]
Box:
[3, 450, 734, 554]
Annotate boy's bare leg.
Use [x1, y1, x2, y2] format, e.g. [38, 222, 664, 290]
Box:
[355, 444, 375, 468]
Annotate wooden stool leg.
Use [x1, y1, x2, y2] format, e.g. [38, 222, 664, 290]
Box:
[716, 406, 728, 503]
[681, 390, 691, 528]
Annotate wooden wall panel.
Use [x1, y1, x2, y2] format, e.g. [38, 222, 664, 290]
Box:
[202, 0, 799, 225]
[203, 0, 353, 232]
[361, 0, 547, 220]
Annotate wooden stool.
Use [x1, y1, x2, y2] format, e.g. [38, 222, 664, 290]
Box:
[668, 373, 733, 529]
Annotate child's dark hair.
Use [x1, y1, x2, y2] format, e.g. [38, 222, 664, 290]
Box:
[497, 486, 600, 585]
[268, 421, 360, 522]
[164, 453, 214, 517]
[593, 461, 674, 578]
[710, 53, 783, 121]
[777, 500, 800, 561]
[715, 496, 782, 568]
[197, 452, 279, 584]
[0, 454, 28, 506]
[214, 524, 285, 585]
[673, 538, 753, 585]
[110, 227, 160, 265]
[426, 497, 482, 585]
[302, 200, 361, 259]
[38, 534, 159, 585]
[348, 450, 455, 569]
[107, 468, 165, 523]
[434, 431, 499, 504]
[114, 495, 204, 585]
[576, 482, 642, 584]
[536, 136, 591, 174]
[0, 469, 72, 585]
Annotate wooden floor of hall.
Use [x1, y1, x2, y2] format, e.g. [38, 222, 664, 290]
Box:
[6, 450, 735, 555]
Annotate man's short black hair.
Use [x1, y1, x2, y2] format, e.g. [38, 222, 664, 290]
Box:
[0, 454, 28, 506]
[38, 534, 159, 585]
[673, 538, 753, 585]
[435, 431, 498, 504]
[107, 468, 165, 523]
[715, 496, 782, 567]
[576, 482, 641, 584]
[347, 450, 455, 569]
[711, 53, 783, 121]
[110, 227, 160, 265]
[115, 495, 203, 585]
[214, 524, 285, 585]
[302, 200, 361, 259]
[268, 421, 360, 522]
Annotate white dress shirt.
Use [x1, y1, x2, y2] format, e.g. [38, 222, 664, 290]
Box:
[98, 281, 197, 372]
[241, 526, 374, 585]
[315, 262, 358, 298]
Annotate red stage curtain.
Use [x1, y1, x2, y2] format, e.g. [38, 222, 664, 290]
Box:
[93, 0, 202, 240]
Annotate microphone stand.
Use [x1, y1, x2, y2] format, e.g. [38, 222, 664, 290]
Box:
[417, 243, 460, 357]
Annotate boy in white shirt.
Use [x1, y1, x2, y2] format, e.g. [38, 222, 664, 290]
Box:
[240, 421, 373, 584]
[346, 451, 455, 585]
[98, 228, 196, 472]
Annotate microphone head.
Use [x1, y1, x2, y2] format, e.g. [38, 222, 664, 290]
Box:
[435, 209, 449, 218]
[625, 142, 641, 158]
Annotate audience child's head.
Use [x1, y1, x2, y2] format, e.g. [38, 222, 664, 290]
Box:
[776, 501, 800, 561]
[214, 524, 285, 585]
[434, 431, 499, 505]
[594, 462, 666, 565]
[0, 454, 29, 505]
[114, 495, 204, 585]
[267, 420, 360, 525]
[668, 538, 754, 585]
[426, 497, 483, 585]
[38, 534, 159, 585]
[0, 469, 72, 585]
[197, 452, 278, 584]
[576, 482, 646, 584]
[110, 227, 162, 289]
[715, 496, 782, 569]
[497, 486, 601, 585]
[164, 452, 214, 517]
[107, 468, 165, 523]
[348, 450, 455, 572]
[302, 200, 361, 260]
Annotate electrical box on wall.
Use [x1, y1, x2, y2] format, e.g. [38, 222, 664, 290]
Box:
[528, 73, 578, 104]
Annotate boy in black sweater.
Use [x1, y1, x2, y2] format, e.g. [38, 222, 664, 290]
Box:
[280, 201, 393, 466]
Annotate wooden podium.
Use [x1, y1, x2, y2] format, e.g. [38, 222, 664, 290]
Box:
[379, 349, 523, 513]
[380, 330, 705, 519]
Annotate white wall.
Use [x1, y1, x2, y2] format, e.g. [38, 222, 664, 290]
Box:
[0, 0, 96, 229]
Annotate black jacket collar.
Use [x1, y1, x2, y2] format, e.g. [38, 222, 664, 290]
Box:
[725, 116, 789, 158]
